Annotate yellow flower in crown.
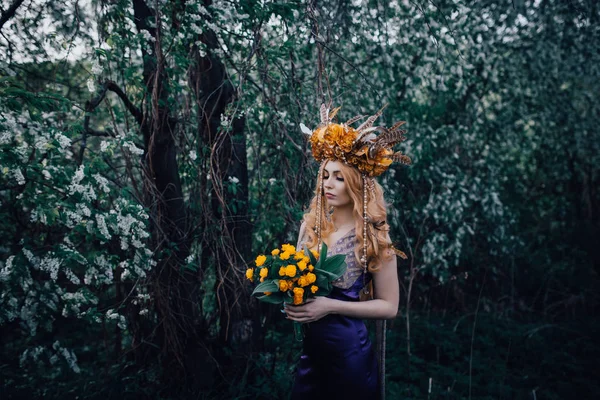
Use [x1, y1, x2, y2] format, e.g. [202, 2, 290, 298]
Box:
[255, 255, 267, 267]
[302, 104, 411, 177]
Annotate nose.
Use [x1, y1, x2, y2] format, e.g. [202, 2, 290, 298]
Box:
[323, 176, 333, 189]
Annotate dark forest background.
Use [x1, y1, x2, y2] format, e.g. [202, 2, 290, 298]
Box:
[0, 0, 598, 399]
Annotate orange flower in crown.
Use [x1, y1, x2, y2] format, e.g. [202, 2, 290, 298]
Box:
[302, 104, 411, 177]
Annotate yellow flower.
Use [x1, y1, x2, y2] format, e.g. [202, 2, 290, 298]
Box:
[302, 257, 310, 264]
[298, 260, 307, 271]
[260, 277, 265, 282]
[278, 267, 286, 276]
[310, 285, 318, 294]
[308, 265, 314, 272]
[264, 292, 272, 296]
[285, 265, 297, 277]
[294, 251, 305, 260]
[281, 243, 296, 253]
[306, 272, 317, 284]
[271, 248, 280, 256]
[245, 268, 254, 281]
[259, 268, 268, 278]
[279, 280, 289, 292]
[298, 276, 308, 287]
[310, 249, 319, 259]
[255, 255, 267, 267]
[293, 287, 304, 305]
[280, 251, 291, 261]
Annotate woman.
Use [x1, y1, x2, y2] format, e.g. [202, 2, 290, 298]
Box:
[285, 104, 410, 399]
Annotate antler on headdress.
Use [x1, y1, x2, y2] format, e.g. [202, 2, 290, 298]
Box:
[305, 104, 411, 177]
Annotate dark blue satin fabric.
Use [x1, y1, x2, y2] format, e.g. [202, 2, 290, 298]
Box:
[290, 274, 379, 399]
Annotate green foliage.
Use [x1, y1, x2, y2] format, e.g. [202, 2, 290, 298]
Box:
[1, 0, 598, 398]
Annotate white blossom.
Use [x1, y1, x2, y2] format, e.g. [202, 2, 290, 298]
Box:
[189, 150, 197, 161]
[86, 78, 96, 93]
[12, 168, 25, 185]
[95, 214, 111, 239]
[93, 174, 110, 193]
[0, 255, 15, 281]
[228, 176, 239, 184]
[122, 141, 144, 156]
[91, 60, 103, 75]
[55, 133, 71, 149]
[100, 140, 110, 152]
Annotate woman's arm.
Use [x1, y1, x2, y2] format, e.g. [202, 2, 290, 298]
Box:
[285, 250, 399, 322]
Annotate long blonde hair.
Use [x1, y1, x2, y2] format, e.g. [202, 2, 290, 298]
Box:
[302, 161, 393, 272]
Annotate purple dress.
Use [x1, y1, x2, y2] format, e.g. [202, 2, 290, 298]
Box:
[291, 229, 379, 399]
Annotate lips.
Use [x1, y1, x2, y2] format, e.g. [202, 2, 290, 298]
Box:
[325, 193, 335, 199]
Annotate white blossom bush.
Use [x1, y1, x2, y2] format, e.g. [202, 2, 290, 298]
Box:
[0, 84, 156, 382]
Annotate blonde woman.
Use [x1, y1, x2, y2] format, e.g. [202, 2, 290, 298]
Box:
[286, 105, 410, 399]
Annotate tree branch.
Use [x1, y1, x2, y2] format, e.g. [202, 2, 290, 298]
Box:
[0, 0, 25, 32]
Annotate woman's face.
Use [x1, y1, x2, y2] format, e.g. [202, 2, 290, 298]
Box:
[322, 161, 352, 208]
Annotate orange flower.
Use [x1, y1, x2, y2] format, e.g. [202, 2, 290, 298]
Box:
[308, 265, 314, 272]
[259, 268, 268, 278]
[306, 272, 317, 284]
[310, 285, 318, 294]
[279, 267, 286, 276]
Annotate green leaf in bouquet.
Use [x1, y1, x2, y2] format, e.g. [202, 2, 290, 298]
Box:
[251, 280, 278, 296]
[313, 267, 338, 281]
[320, 254, 346, 279]
[319, 241, 328, 264]
[305, 245, 318, 266]
[314, 272, 332, 296]
[257, 291, 284, 304]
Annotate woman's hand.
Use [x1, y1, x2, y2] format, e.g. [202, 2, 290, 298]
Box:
[284, 297, 337, 323]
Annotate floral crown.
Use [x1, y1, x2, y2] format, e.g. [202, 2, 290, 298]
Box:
[301, 104, 411, 177]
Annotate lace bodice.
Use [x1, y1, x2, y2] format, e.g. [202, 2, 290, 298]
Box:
[297, 227, 364, 290]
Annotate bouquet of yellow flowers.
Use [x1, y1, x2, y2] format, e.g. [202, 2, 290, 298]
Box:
[245, 242, 346, 306]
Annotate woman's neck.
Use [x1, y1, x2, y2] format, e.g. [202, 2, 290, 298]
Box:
[331, 204, 355, 231]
